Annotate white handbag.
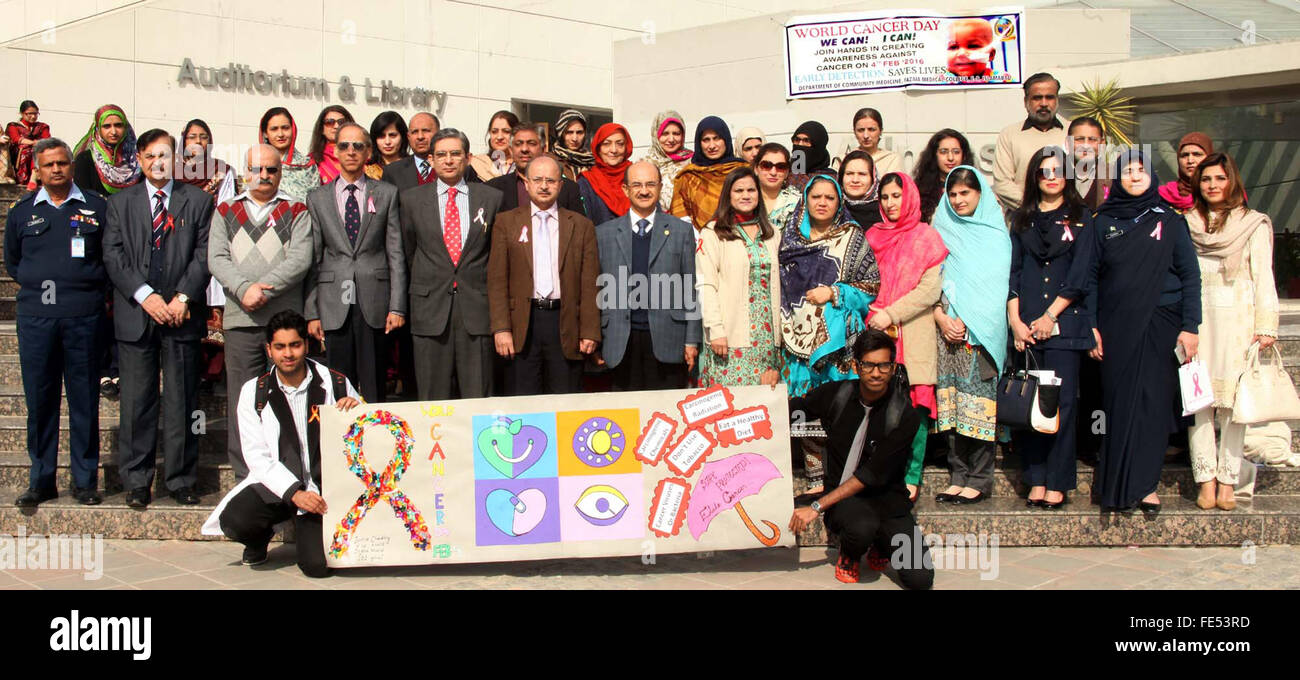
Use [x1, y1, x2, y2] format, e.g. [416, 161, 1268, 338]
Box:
[1232, 342, 1300, 424]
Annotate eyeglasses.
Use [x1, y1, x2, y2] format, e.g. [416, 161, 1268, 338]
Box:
[1038, 167, 1062, 180]
[758, 161, 791, 172]
[141, 151, 171, 161]
[856, 360, 896, 374]
[336, 141, 368, 152]
[433, 150, 465, 160]
[248, 166, 281, 175]
[323, 118, 348, 127]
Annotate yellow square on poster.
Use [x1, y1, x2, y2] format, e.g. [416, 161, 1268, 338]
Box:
[556, 409, 642, 476]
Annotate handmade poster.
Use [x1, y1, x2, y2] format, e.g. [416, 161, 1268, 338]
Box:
[784, 7, 1024, 98]
[320, 385, 795, 567]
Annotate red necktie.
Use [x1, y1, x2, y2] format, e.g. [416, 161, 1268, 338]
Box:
[443, 186, 462, 266]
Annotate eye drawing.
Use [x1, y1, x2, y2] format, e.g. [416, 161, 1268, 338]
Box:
[574, 485, 629, 526]
[572, 416, 626, 467]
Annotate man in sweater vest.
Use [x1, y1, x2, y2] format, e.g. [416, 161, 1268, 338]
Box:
[208, 143, 313, 480]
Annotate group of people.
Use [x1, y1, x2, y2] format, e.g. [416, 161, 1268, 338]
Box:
[3, 69, 1286, 586]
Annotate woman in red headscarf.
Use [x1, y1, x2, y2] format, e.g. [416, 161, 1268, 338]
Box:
[1158, 132, 1213, 212]
[864, 171, 949, 500]
[577, 123, 633, 226]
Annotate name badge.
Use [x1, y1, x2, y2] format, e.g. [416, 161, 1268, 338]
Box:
[71, 236, 86, 258]
[26, 216, 45, 228]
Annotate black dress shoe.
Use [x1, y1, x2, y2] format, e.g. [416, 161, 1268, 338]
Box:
[125, 487, 151, 508]
[73, 487, 102, 505]
[171, 486, 200, 505]
[1026, 498, 1045, 508]
[14, 487, 57, 507]
[99, 378, 119, 399]
[1041, 496, 1069, 510]
[242, 545, 269, 566]
[1139, 501, 1161, 519]
[951, 492, 987, 505]
[935, 493, 958, 503]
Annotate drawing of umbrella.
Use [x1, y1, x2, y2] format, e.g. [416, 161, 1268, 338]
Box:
[687, 453, 782, 546]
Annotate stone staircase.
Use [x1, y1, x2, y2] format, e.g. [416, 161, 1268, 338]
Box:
[1, 181, 1299, 546]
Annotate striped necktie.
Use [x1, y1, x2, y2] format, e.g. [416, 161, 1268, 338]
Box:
[151, 190, 167, 249]
[418, 159, 431, 184]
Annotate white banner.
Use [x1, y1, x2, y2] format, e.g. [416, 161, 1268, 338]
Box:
[784, 7, 1025, 99]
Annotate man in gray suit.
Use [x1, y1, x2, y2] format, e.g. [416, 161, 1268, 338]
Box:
[594, 160, 700, 391]
[103, 129, 216, 507]
[400, 128, 503, 399]
[305, 123, 407, 403]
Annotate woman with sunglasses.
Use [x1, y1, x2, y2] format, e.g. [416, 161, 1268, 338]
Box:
[1089, 149, 1201, 517]
[753, 142, 800, 227]
[309, 105, 355, 184]
[1008, 146, 1097, 509]
[259, 107, 321, 200]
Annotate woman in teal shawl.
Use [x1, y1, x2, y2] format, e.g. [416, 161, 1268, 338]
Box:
[778, 173, 880, 491]
[931, 166, 1011, 504]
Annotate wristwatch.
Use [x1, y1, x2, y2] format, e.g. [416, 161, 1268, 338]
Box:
[176, 293, 191, 305]
[810, 500, 824, 515]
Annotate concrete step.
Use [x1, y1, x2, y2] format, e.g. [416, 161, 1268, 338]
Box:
[0, 450, 233, 497]
[0, 279, 15, 298]
[915, 459, 1300, 497]
[0, 382, 227, 418]
[0, 415, 228, 457]
[0, 488, 220, 541]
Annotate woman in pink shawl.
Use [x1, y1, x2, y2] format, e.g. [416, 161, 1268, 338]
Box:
[865, 172, 949, 498]
[1157, 132, 1212, 212]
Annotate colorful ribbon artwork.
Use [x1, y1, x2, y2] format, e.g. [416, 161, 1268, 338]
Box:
[329, 411, 431, 557]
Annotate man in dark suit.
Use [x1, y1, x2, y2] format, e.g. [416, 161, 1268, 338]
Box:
[787, 329, 933, 590]
[399, 128, 502, 399]
[103, 128, 215, 507]
[305, 123, 407, 404]
[488, 154, 599, 395]
[593, 161, 700, 391]
[485, 124, 584, 214]
[379, 112, 438, 192]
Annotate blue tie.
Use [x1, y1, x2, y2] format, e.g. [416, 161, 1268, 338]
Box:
[344, 185, 361, 245]
[636, 218, 649, 236]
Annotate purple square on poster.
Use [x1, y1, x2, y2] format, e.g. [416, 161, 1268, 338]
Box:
[475, 478, 561, 546]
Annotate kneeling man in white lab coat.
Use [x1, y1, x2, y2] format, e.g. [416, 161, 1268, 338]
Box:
[202, 310, 361, 577]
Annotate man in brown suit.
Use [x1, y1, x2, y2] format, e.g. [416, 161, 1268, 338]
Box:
[488, 154, 599, 395]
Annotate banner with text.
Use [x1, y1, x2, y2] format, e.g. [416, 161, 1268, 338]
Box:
[784, 7, 1025, 98]
[321, 386, 795, 568]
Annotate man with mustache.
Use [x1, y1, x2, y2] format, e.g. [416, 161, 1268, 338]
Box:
[592, 160, 700, 390]
[103, 128, 215, 507]
[208, 143, 314, 481]
[993, 72, 1070, 210]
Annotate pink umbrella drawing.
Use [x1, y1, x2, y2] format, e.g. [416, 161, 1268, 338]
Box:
[687, 453, 782, 546]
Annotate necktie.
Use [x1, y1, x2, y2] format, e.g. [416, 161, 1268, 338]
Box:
[535, 212, 553, 299]
[151, 190, 168, 249]
[443, 186, 463, 266]
[636, 218, 649, 236]
[344, 185, 361, 246]
[418, 159, 431, 184]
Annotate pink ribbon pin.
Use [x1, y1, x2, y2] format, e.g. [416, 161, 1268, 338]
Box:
[1150, 221, 1162, 240]
[367, 196, 376, 214]
[518, 226, 529, 243]
[1061, 225, 1074, 242]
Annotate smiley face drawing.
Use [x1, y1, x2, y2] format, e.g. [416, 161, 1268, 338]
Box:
[476, 417, 549, 478]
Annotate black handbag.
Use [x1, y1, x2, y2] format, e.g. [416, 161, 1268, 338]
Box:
[996, 351, 1061, 433]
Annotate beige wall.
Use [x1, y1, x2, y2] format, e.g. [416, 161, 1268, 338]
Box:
[0, 0, 868, 161]
[613, 6, 1131, 175]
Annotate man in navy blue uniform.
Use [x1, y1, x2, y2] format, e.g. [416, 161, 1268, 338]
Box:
[4, 138, 110, 507]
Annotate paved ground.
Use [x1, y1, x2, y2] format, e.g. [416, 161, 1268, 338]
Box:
[2, 541, 1298, 589]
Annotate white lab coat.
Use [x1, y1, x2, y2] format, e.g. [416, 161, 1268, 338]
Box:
[202, 360, 358, 536]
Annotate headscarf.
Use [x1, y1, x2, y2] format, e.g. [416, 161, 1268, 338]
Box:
[646, 111, 692, 164]
[1158, 132, 1213, 211]
[1099, 148, 1166, 220]
[734, 127, 765, 153]
[1187, 206, 1271, 282]
[260, 114, 313, 170]
[866, 173, 949, 311]
[73, 104, 140, 194]
[318, 143, 341, 183]
[552, 109, 595, 175]
[178, 121, 233, 195]
[778, 174, 880, 386]
[792, 121, 831, 174]
[580, 123, 633, 217]
[931, 166, 1012, 373]
[690, 116, 742, 167]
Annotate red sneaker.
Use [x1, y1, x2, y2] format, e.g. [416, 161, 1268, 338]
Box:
[865, 546, 890, 572]
[835, 554, 860, 583]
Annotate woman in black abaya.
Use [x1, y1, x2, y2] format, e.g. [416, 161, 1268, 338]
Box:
[1089, 149, 1201, 516]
